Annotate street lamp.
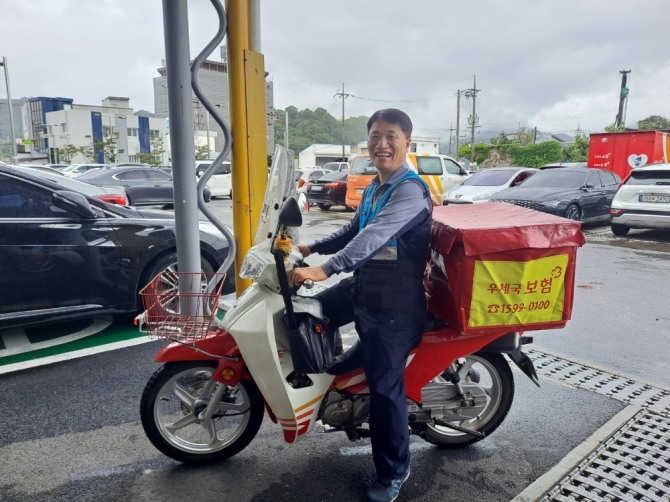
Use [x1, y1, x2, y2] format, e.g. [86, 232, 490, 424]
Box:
[0, 56, 18, 163]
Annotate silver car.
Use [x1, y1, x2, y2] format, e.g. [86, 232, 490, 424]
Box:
[610, 163, 670, 236]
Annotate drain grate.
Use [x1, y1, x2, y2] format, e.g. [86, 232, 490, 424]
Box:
[527, 348, 670, 417]
[538, 409, 670, 502]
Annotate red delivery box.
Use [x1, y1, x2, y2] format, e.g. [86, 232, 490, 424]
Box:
[425, 203, 585, 335]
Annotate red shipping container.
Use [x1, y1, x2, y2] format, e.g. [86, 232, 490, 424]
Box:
[588, 130, 670, 180]
[425, 203, 585, 335]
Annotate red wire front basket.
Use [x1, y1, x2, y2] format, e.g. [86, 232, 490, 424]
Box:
[139, 271, 226, 342]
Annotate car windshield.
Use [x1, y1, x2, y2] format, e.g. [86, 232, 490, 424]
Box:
[416, 157, 443, 175]
[625, 169, 670, 185]
[350, 157, 376, 175]
[518, 170, 587, 188]
[463, 169, 519, 187]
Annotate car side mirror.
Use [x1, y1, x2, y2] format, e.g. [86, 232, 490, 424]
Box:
[53, 190, 98, 219]
[278, 196, 302, 228]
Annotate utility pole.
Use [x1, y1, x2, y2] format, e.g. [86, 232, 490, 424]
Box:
[614, 70, 631, 129]
[464, 76, 480, 162]
[455, 90, 461, 158]
[1, 56, 18, 163]
[335, 83, 352, 161]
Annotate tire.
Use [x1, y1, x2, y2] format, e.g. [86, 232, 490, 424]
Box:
[611, 223, 629, 236]
[140, 361, 265, 464]
[139, 252, 216, 313]
[565, 203, 581, 221]
[420, 352, 514, 448]
[317, 203, 332, 211]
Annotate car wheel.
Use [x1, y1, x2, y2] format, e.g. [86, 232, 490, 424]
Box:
[203, 192, 211, 203]
[611, 223, 630, 236]
[317, 203, 332, 211]
[565, 203, 581, 221]
[229, 190, 233, 199]
[139, 252, 216, 307]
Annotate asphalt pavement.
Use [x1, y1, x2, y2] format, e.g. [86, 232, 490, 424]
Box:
[1, 201, 669, 501]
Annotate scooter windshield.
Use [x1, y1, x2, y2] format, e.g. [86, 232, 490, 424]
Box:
[255, 145, 298, 244]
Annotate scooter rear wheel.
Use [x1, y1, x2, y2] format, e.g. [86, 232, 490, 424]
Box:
[420, 352, 514, 448]
[140, 361, 264, 464]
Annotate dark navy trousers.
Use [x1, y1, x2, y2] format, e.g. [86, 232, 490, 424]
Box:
[317, 277, 423, 480]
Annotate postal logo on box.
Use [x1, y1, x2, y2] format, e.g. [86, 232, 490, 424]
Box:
[469, 254, 569, 327]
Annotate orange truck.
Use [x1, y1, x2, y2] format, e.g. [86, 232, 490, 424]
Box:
[345, 153, 470, 208]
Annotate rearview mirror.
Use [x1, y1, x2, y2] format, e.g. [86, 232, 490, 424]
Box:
[278, 196, 303, 228]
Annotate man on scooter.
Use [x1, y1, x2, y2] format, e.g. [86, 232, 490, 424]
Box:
[289, 108, 433, 502]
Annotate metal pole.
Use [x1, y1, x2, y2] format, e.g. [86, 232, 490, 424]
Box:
[284, 110, 288, 151]
[470, 76, 477, 162]
[455, 90, 460, 158]
[1, 57, 18, 163]
[162, 0, 202, 286]
[206, 111, 211, 159]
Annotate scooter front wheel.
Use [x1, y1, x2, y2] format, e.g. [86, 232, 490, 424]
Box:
[140, 361, 264, 464]
[420, 352, 514, 448]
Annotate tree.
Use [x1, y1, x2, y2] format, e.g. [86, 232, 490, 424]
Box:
[564, 133, 589, 162]
[490, 131, 511, 146]
[57, 144, 79, 164]
[138, 134, 166, 166]
[195, 144, 209, 160]
[604, 123, 625, 132]
[637, 115, 670, 130]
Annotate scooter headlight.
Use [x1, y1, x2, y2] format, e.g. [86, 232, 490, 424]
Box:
[239, 252, 267, 280]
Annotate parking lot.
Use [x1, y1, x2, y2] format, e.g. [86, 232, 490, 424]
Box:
[1, 200, 669, 501]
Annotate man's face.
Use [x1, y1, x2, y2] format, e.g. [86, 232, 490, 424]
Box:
[367, 120, 411, 176]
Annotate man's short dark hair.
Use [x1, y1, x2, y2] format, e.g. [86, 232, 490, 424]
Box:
[367, 109, 413, 138]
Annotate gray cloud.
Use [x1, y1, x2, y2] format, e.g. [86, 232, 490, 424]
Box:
[2, 0, 668, 140]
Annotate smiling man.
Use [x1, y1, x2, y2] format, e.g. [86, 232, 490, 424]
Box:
[289, 109, 433, 501]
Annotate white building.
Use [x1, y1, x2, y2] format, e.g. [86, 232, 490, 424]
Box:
[33, 96, 169, 165]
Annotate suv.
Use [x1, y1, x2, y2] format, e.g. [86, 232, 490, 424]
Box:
[610, 164, 670, 236]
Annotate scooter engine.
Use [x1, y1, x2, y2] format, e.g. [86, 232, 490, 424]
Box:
[320, 391, 370, 427]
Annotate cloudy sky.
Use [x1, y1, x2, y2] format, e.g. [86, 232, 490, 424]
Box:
[2, 0, 669, 142]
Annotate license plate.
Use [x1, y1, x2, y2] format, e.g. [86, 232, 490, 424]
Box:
[639, 194, 670, 203]
[311, 185, 323, 192]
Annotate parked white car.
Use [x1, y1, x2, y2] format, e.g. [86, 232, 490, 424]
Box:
[196, 160, 232, 199]
[610, 163, 670, 236]
[295, 166, 332, 194]
[445, 167, 536, 204]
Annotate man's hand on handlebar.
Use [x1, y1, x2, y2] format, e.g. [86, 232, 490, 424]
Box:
[297, 244, 311, 257]
[289, 266, 327, 286]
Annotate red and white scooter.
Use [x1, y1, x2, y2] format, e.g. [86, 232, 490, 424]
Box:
[137, 147, 539, 464]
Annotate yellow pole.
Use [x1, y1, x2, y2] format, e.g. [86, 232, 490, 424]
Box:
[226, 0, 268, 294]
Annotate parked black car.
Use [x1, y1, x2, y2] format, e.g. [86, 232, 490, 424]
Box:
[78, 166, 211, 206]
[490, 166, 621, 222]
[306, 170, 351, 210]
[0, 164, 234, 329]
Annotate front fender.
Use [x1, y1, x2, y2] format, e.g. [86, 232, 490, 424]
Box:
[154, 329, 240, 362]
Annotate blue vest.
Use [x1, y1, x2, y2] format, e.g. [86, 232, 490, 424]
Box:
[355, 170, 432, 314]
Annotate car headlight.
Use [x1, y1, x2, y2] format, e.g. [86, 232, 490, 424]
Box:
[472, 191, 494, 201]
[542, 200, 563, 208]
